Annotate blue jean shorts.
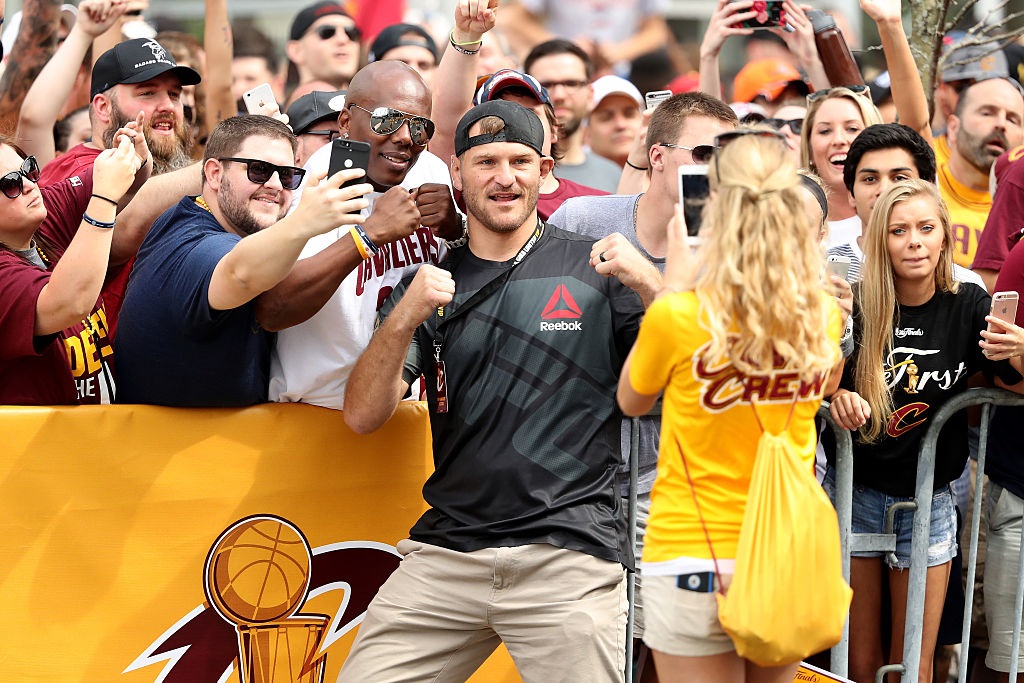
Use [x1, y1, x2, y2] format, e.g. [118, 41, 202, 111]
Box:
[822, 467, 957, 569]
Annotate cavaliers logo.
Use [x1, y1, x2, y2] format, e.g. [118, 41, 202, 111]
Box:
[124, 515, 401, 682]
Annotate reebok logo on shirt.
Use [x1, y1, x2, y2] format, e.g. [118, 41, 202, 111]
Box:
[540, 284, 582, 331]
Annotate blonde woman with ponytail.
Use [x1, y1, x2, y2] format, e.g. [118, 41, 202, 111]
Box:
[618, 130, 844, 683]
[827, 179, 1024, 683]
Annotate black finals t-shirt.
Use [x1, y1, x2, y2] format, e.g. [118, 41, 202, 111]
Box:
[832, 284, 1020, 497]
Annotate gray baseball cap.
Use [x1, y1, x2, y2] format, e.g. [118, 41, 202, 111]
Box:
[940, 41, 1009, 82]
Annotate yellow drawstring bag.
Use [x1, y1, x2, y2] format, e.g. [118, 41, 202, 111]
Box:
[680, 401, 852, 667]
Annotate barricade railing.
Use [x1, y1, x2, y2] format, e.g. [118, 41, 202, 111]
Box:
[822, 388, 1024, 683]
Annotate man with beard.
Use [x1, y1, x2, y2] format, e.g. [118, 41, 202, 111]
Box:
[524, 39, 622, 192]
[113, 115, 372, 406]
[39, 37, 200, 188]
[340, 99, 642, 682]
[938, 77, 1023, 269]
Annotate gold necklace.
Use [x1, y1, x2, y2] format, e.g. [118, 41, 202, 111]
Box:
[33, 239, 50, 266]
[195, 195, 212, 213]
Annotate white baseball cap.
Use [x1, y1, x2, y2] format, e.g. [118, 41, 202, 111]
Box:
[591, 75, 643, 110]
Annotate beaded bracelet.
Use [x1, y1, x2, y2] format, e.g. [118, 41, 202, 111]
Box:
[82, 213, 116, 229]
[355, 225, 380, 255]
[349, 227, 370, 260]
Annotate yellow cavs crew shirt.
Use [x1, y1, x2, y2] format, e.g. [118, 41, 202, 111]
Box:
[936, 143, 992, 269]
[630, 290, 841, 564]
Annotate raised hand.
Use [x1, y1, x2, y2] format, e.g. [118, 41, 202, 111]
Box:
[92, 132, 143, 203]
[76, 0, 128, 38]
[412, 183, 461, 239]
[292, 168, 373, 238]
[700, 0, 756, 60]
[589, 232, 662, 306]
[394, 264, 455, 328]
[454, 0, 498, 43]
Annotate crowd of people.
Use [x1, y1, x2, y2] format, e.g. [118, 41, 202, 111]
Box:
[2, 0, 1024, 680]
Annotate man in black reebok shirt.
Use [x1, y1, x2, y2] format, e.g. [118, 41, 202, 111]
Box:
[342, 100, 643, 681]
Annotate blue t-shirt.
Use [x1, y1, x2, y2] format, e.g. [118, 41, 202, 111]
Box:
[114, 196, 273, 407]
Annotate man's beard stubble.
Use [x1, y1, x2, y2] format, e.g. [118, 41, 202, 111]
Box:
[103, 100, 194, 175]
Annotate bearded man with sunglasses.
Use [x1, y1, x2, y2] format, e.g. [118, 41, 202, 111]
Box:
[267, 60, 461, 410]
[113, 115, 372, 407]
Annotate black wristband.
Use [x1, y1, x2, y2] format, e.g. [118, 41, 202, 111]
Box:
[625, 159, 648, 171]
[91, 193, 118, 206]
[82, 212, 116, 229]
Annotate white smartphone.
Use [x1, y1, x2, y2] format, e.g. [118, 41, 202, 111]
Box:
[826, 254, 851, 281]
[645, 90, 672, 110]
[985, 291, 1019, 357]
[678, 165, 709, 236]
[242, 83, 278, 115]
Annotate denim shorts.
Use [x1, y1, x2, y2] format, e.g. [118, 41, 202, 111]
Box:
[822, 467, 957, 569]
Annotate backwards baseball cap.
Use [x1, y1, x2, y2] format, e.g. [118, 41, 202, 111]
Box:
[91, 38, 202, 99]
[286, 90, 347, 134]
[940, 40, 1009, 82]
[455, 100, 545, 157]
[591, 75, 642, 110]
[732, 58, 808, 104]
[290, 1, 354, 42]
[474, 69, 551, 108]
[368, 23, 438, 64]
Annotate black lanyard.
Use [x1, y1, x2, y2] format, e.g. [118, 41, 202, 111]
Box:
[431, 220, 545, 412]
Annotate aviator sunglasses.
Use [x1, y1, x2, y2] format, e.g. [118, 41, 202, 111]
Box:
[806, 84, 873, 104]
[658, 142, 715, 164]
[312, 24, 362, 42]
[0, 156, 41, 199]
[217, 158, 306, 190]
[348, 104, 436, 146]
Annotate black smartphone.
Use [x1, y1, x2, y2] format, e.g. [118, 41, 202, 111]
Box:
[328, 138, 371, 187]
[678, 166, 710, 237]
[731, 0, 786, 29]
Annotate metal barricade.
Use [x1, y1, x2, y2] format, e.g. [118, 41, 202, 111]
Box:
[822, 388, 1024, 683]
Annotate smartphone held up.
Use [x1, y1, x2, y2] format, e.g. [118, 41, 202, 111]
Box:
[328, 138, 371, 188]
[984, 291, 1020, 358]
[678, 165, 710, 237]
[730, 0, 789, 30]
[242, 83, 278, 116]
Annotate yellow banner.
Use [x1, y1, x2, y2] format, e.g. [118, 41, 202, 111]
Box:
[0, 403, 517, 682]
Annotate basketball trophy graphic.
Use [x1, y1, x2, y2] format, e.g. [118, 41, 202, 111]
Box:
[204, 515, 329, 683]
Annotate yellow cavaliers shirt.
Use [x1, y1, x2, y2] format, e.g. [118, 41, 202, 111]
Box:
[936, 153, 992, 269]
[630, 291, 841, 563]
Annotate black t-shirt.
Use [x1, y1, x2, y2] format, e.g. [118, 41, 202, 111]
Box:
[384, 225, 644, 565]
[829, 284, 1020, 496]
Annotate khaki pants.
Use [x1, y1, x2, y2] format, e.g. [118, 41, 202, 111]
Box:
[338, 540, 628, 683]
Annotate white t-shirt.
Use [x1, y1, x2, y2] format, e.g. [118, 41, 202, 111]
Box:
[826, 216, 862, 250]
[269, 145, 452, 409]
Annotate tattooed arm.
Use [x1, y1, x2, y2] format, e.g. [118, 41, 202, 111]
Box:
[201, 0, 234, 143]
[0, 0, 61, 131]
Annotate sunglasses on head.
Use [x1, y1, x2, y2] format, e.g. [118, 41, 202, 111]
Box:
[658, 142, 715, 164]
[217, 157, 306, 190]
[302, 129, 342, 142]
[348, 104, 435, 146]
[807, 84, 873, 104]
[313, 24, 362, 42]
[0, 156, 41, 199]
[762, 117, 803, 135]
[712, 129, 789, 155]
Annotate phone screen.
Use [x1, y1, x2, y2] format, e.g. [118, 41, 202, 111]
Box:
[678, 168, 710, 237]
[734, 0, 786, 29]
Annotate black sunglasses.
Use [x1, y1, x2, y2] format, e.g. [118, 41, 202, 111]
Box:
[301, 129, 342, 142]
[712, 129, 789, 156]
[807, 84, 873, 104]
[762, 117, 804, 135]
[348, 104, 435, 146]
[313, 24, 362, 42]
[217, 157, 306, 190]
[0, 156, 41, 199]
[658, 142, 715, 164]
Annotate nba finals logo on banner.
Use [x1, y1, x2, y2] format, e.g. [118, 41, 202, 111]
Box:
[124, 516, 402, 682]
